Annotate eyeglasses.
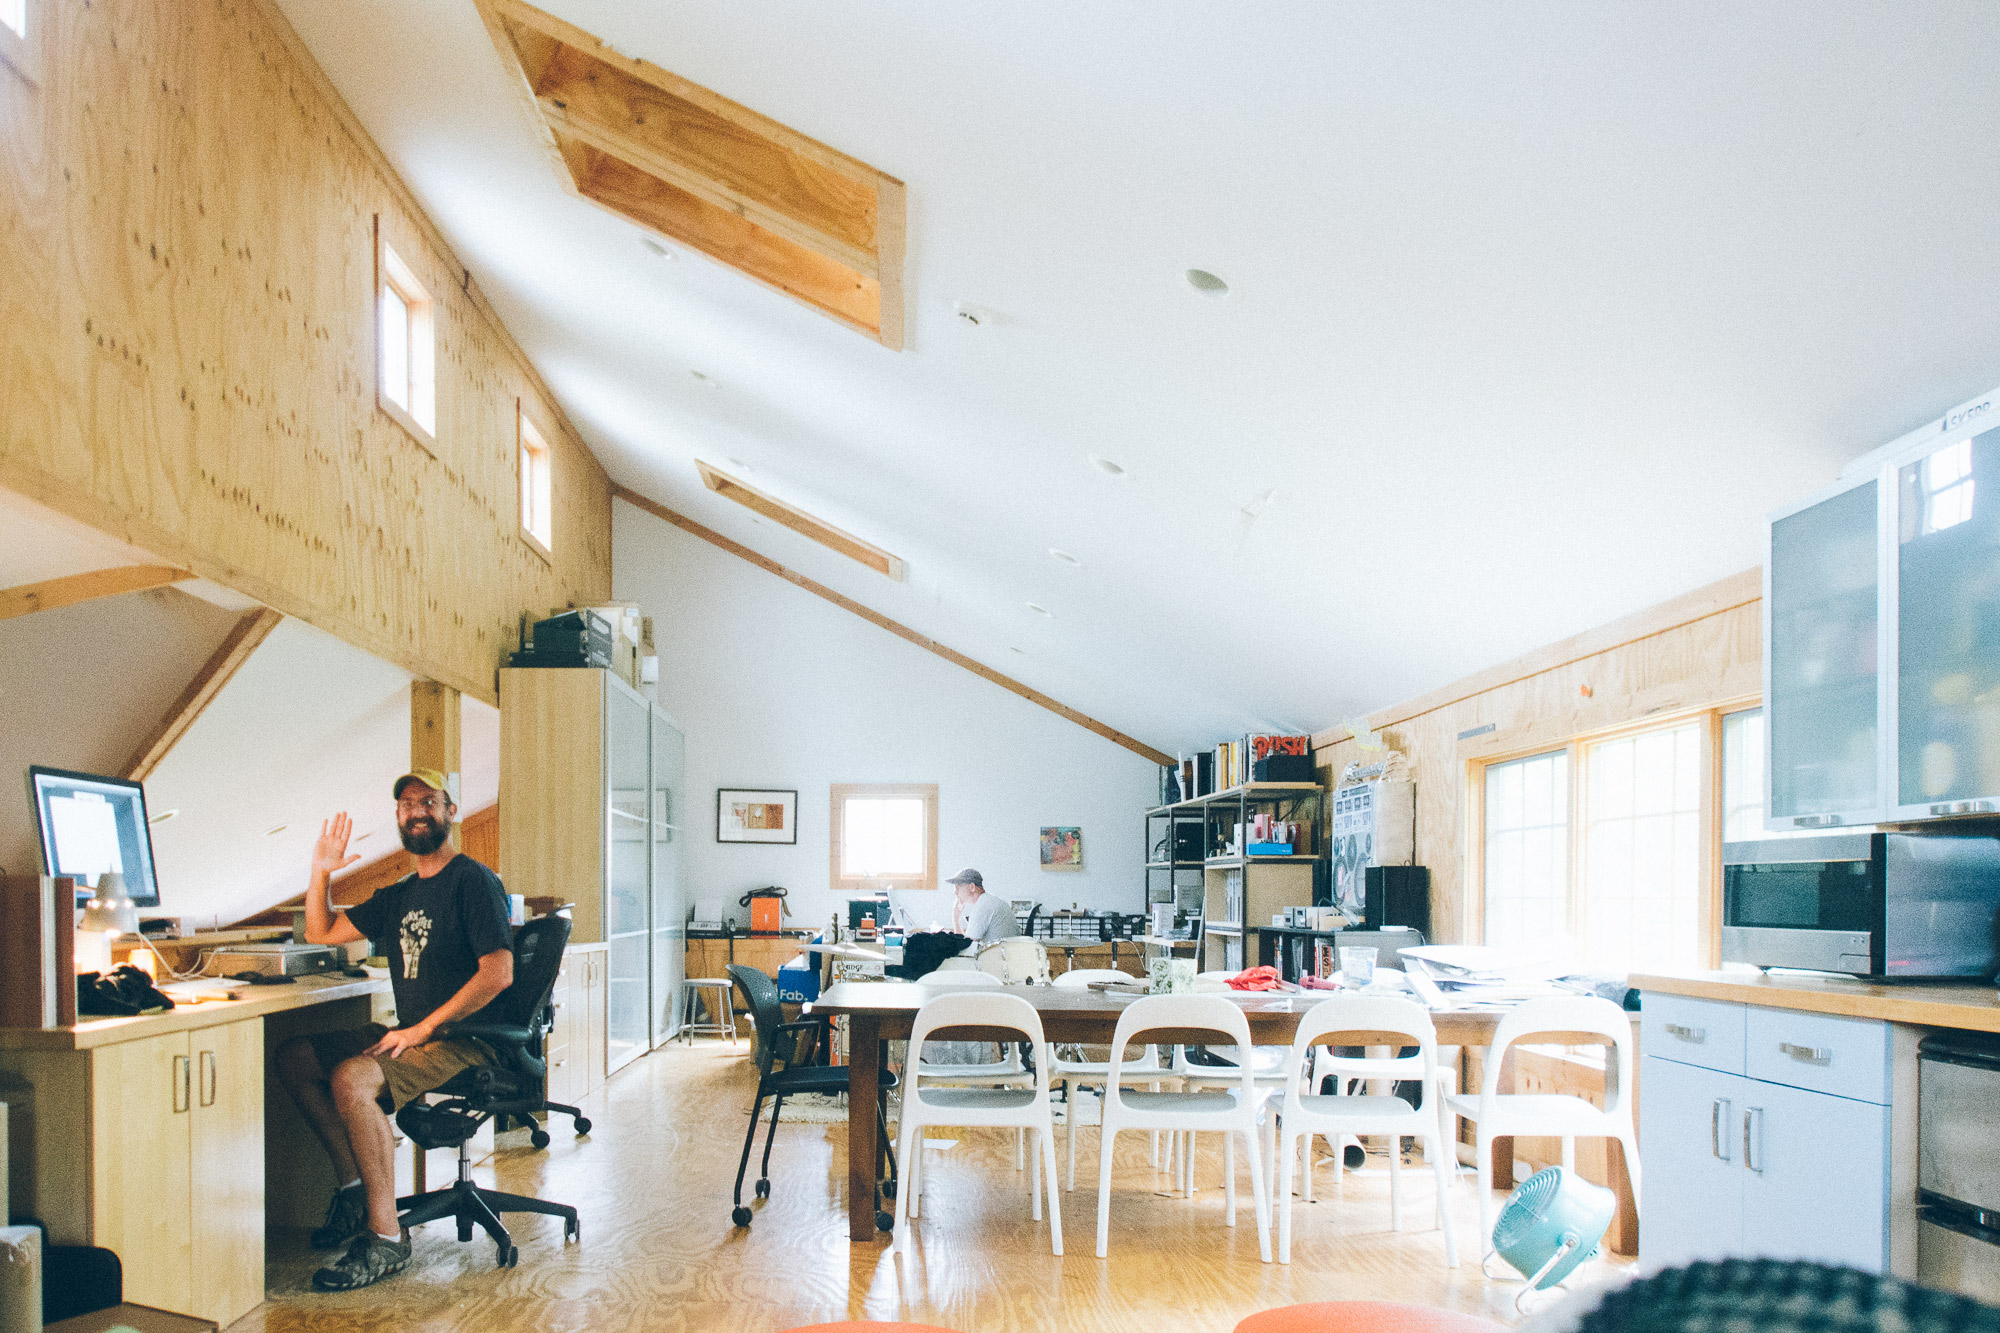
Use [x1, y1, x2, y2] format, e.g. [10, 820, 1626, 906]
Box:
[397, 796, 449, 814]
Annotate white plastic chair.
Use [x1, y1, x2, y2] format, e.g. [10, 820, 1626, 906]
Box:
[977, 938, 1051, 985]
[894, 990, 1063, 1259]
[1094, 994, 1272, 1261]
[912, 970, 1032, 1166]
[1443, 995, 1641, 1251]
[1169, 1036, 1291, 1200]
[1276, 995, 1459, 1267]
[1050, 969, 1164, 1189]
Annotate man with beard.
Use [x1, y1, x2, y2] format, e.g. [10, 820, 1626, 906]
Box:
[273, 768, 515, 1291]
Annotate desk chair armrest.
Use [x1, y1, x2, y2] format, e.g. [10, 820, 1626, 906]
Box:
[443, 1021, 536, 1047]
[770, 1018, 826, 1068]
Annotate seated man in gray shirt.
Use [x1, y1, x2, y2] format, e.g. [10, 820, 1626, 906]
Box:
[948, 868, 1013, 944]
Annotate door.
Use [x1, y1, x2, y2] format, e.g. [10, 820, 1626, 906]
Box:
[604, 683, 652, 1072]
[1740, 1079, 1890, 1271]
[190, 1017, 265, 1326]
[651, 709, 686, 1046]
[91, 1031, 193, 1315]
[1639, 1057, 1745, 1270]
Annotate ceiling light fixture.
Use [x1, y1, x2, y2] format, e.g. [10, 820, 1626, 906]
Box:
[1089, 455, 1128, 478]
[641, 237, 677, 259]
[1049, 548, 1082, 567]
[953, 300, 998, 328]
[1185, 268, 1230, 297]
[147, 808, 180, 825]
[689, 370, 718, 387]
[1026, 602, 1054, 618]
[264, 824, 288, 837]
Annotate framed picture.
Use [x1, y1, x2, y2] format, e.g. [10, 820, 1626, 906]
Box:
[717, 788, 798, 844]
[1039, 826, 1083, 871]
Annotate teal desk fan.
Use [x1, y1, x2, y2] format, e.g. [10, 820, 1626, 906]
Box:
[1486, 1166, 1617, 1312]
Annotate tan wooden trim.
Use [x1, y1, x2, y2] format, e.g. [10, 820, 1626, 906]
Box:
[873, 178, 908, 352]
[1314, 566, 1763, 748]
[830, 782, 939, 892]
[612, 484, 1174, 767]
[696, 460, 904, 581]
[124, 607, 283, 782]
[1456, 665, 1762, 763]
[0, 565, 192, 622]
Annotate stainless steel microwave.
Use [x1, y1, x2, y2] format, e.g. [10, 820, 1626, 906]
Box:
[1721, 833, 2000, 978]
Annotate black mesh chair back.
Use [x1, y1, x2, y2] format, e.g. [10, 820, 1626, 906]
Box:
[727, 962, 792, 1076]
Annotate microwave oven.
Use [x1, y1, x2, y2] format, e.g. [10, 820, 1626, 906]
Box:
[1721, 833, 2000, 978]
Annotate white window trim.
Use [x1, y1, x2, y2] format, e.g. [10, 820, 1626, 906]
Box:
[375, 218, 436, 449]
[0, 0, 39, 87]
[518, 403, 553, 561]
[829, 782, 938, 892]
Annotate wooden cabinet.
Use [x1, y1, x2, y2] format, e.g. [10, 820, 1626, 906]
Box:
[86, 1018, 263, 1326]
[684, 936, 808, 1014]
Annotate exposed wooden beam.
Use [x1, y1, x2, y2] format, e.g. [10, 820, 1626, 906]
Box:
[125, 608, 283, 782]
[611, 484, 1173, 768]
[696, 461, 905, 581]
[410, 680, 464, 849]
[0, 565, 193, 622]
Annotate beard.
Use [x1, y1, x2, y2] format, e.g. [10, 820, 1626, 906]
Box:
[398, 814, 452, 855]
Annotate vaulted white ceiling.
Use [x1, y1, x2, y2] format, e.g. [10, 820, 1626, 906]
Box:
[276, 0, 2000, 754]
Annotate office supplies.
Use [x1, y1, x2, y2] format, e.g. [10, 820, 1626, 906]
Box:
[28, 767, 163, 909]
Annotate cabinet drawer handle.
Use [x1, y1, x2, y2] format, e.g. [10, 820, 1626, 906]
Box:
[1778, 1042, 1832, 1065]
[200, 1050, 217, 1107]
[1743, 1106, 1764, 1174]
[173, 1054, 190, 1113]
[1711, 1097, 1733, 1161]
[1664, 1023, 1706, 1043]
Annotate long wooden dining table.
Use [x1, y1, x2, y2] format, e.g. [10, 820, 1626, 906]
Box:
[809, 980, 1637, 1248]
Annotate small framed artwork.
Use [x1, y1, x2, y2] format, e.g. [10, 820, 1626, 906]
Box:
[1039, 826, 1083, 872]
[717, 788, 798, 844]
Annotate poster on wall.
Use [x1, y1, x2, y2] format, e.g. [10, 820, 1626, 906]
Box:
[717, 788, 798, 844]
[1039, 826, 1083, 871]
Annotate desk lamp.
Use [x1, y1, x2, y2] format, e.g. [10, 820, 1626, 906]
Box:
[76, 872, 142, 974]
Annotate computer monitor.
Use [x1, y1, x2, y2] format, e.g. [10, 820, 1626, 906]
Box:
[27, 765, 162, 908]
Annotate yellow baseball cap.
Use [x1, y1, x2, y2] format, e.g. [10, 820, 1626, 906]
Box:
[393, 768, 451, 801]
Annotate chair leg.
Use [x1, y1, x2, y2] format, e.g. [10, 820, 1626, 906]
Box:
[1278, 1124, 1297, 1264]
[1244, 1124, 1272, 1263]
[758, 1094, 786, 1189]
[733, 1091, 766, 1209]
[894, 1109, 921, 1263]
[1561, 1135, 1576, 1174]
[876, 1096, 898, 1193]
[1016, 1125, 1025, 1171]
[1475, 1128, 1494, 1252]
[1031, 1123, 1043, 1221]
[1095, 1126, 1119, 1259]
[1041, 1124, 1064, 1256]
[1427, 1127, 1459, 1269]
[1224, 1129, 1236, 1226]
[1618, 1126, 1642, 1214]
[1389, 1127, 1403, 1230]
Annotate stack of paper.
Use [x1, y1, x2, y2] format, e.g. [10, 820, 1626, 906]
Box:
[1399, 945, 1596, 1010]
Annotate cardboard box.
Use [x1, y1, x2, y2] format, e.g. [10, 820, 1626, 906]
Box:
[775, 956, 821, 1003]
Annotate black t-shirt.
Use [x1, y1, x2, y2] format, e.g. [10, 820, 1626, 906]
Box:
[346, 854, 513, 1030]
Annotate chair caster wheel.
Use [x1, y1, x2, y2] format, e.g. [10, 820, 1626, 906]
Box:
[876, 1211, 895, 1231]
[732, 1206, 753, 1227]
[882, 1179, 898, 1199]
[565, 1218, 580, 1243]
[497, 1243, 518, 1269]
[574, 1117, 592, 1135]
[754, 1179, 770, 1198]
[530, 1128, 551, 1149]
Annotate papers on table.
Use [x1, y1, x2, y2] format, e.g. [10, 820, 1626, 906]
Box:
[1399, 945, 1600, 1011]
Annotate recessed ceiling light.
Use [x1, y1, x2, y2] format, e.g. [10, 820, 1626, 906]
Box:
[1026, 602, 1054, 618]
[147, 808, 180, 825]
[1049, 548, 1082, 567]
[1089, 455, 1127, 478]
[642, 237, 676, 259]
[265, 824, 288, 837]
[1185, 268, 1230, 296]
[689, 370, 718, 387]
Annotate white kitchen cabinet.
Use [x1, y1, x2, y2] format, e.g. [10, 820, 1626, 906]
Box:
[1640, 1057, 1746, 1269]
[1739, 1078, 1890, 1271]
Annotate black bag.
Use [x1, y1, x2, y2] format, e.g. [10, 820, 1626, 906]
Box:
[76, 964, 174, 1016]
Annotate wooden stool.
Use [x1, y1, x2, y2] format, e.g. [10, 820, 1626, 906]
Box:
[1234, 1301, 1506, 1333]
[680, 977, 738, 1043]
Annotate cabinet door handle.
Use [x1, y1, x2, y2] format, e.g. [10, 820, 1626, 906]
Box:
[1664, 1023, 1706, 1043]
[1778, 1042, 1832, 1066]
[200, 1050, 217, 1107]
[1711, 1098, 1733, 1161]
[1743, 1106, 1764, 1174]
[172, 1054, 191, 1113]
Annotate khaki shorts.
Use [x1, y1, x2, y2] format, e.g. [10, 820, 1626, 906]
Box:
[308, 1023, 497, 1113]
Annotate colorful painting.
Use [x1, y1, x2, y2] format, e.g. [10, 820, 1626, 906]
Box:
[1039, 826, 1083, 871]
[717, 788, 798, 844]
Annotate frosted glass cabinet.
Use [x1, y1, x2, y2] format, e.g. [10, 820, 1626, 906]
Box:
[500, 667, 687, 1076]
[1764, 421, 2000, 828]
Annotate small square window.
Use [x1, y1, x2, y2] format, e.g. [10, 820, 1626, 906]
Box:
[375, 220, 435, 445]
[830, 783, 937, 891]
[519, 408, 553, 557]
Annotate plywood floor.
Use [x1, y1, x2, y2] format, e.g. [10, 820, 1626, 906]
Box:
[242, 1040, 1569, 1333]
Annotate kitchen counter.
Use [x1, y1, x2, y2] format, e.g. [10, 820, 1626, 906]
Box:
[1634, 969, 2000, 1034]
[0, 973, 389, 1050]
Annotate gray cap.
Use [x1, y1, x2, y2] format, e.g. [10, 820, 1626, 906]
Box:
[947, 867, 983, 887]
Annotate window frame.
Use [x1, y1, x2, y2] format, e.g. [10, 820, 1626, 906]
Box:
[829, 782, 938, 893]
[518, 403, 554, 561]
[374, 217, 436, 449]
[0, 0, 38, 86]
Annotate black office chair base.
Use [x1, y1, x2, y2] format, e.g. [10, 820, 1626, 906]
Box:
[526, 1101, 591, 1148]
[398, 1179, 580, 1268]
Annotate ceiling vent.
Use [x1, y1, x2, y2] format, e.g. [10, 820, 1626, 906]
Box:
[477, 0, 907, 348]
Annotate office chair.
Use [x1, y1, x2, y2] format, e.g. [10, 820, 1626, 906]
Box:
[728, 963, 899, 1230]
[394, 913, 589, 1268]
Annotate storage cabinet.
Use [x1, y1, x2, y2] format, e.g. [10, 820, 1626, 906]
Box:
[684, 935, 811, 1014]
[545, 943, 609, 1106]
[1639, 993, 1914, 1276]
[501, 668, 685, 1066]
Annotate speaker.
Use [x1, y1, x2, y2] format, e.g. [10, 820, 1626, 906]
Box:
[1363, 865, 1430, 935]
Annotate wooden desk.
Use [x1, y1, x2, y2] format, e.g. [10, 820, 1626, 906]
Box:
[812, 982, 1637, 1248]
[0, 974, 389, 1327]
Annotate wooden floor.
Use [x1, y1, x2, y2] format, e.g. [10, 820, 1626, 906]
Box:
[242, 1039, 1584, 1333]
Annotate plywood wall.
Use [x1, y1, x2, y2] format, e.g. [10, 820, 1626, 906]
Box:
[1313, 570, 1764, 944]
[0, 0, 611, 704]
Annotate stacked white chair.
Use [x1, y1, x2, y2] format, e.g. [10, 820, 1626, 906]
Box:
[1275, 995, 1459, 1267]
[977, 937, 1052, 985]
[894, 989, 1063, 1259]
[1443, 994, 1641, 1251]
[1094, 994, 1272, 1261]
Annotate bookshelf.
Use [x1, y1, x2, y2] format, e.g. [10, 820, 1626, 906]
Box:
[1142, 781, 1326, 972]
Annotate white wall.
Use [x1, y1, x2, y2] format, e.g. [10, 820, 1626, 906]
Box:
[612, 498, 1159, 930]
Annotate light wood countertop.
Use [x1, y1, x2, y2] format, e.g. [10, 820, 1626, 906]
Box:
[1634, 969, 2000, 1033]
[0, 974, 389, 1051]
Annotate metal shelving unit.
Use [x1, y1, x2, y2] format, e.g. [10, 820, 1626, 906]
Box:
[1142, 781, 1327, 971]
